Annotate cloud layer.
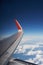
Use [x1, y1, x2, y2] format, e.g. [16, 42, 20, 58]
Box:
[13, 39, 43, 65]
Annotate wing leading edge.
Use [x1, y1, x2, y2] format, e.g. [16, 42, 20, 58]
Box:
[0, 19, 23, 65]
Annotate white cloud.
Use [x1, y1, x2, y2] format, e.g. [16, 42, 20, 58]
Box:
[14, 46, 26, 54]
[14, 37, 43, 65]
[27, 51, 36, 55]
[37, 50, 43, 55]
[26, 58, 34, 63]
[36, 55, 42, 59]
[39, 58, 43, 62]
[21, 35, 43, 43]
[22, 45, 39, 49]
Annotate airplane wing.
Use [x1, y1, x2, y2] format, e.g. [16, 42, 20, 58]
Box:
[8, 58, 38, 65]
[0, 19, 37, 65]
[0, 19, 23, 65]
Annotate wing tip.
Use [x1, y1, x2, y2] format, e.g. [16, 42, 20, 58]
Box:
[14, 19, 22, 32]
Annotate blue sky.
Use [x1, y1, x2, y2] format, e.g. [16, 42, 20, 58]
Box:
[0, 0, 43, 39]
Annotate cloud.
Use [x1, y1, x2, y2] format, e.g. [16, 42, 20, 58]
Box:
[14, 38, 43, 65]
[14, 46, 26, 54]
[26, 58, 34, 63]
[21, 35, 43, 43]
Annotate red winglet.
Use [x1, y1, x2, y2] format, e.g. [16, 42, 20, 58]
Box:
[14, 19, 22, 30]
